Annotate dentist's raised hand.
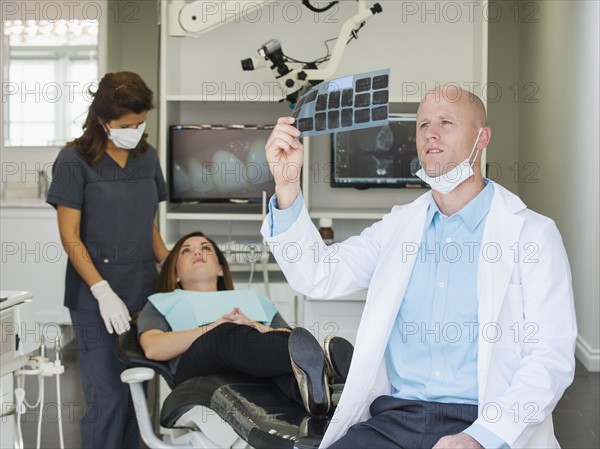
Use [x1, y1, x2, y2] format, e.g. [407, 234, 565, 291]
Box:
[265, 117, 304, 209]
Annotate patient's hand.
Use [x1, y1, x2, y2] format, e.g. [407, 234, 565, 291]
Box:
[222, 307, 269, 332]
[213, 316, 231, 326]
[224, 308, 253, 325]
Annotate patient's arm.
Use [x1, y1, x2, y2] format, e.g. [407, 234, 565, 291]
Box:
[140, 319, 226, 361]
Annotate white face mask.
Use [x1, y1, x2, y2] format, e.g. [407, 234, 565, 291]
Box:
[416, 127, 483, 195]
[106, 122, 146, 150]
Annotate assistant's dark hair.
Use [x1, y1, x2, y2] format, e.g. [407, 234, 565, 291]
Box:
[67, 71, 154, 165]
[154, 232, 234, 293]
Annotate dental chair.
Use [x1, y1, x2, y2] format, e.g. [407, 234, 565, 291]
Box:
[117, 313, 342, 449]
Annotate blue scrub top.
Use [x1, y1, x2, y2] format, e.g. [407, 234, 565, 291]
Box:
[47, 145, 168, 313]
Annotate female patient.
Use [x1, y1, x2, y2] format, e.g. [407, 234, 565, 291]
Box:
[137, 231, 353, 415]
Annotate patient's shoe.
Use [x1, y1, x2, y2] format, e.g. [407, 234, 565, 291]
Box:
[324, 335, 354, 383]
[288, 328, 331, 415]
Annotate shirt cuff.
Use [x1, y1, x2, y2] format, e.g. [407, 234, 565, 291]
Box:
[464, 423, 509, 449]
[268, 192, 304, 237]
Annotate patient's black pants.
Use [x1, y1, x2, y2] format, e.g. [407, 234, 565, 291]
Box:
[174, 323, 302, 404]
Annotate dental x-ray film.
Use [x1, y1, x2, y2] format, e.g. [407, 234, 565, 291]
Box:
[292, 68, 390, 138]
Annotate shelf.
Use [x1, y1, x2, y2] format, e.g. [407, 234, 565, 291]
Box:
[304, 296, 366, 303]
[305, 290, 367, 302]
[165, 96, 422, 105]
[166, 209, 391, 220]
[166, 212, 265, 221]
[165, 94, 284, 103]
[166, 203, 267, 221]
[167, 209, 387, 221]
[309, 208, 389, 220]
[228, 263, 281, 273]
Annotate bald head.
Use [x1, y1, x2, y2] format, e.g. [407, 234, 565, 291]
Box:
[420, 85, 487, 128]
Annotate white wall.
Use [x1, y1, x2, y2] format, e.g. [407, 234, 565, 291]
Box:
[486, 2, 521, 195]
[106, 0, 159, 144]
[517, 1, 600, 371]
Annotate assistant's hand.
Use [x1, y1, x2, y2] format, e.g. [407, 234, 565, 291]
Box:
[265, 117, 304, 209]
[432, 433, 484, 449]
[90, 280, 132, 335]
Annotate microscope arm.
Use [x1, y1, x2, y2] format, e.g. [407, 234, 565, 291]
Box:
[168, 0, 276, 37]
[303, 1, 381, 81]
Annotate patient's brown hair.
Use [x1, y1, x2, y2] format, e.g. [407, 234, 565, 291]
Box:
[155, 232, 234, 293]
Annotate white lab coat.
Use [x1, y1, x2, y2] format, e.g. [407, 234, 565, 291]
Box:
[261, 182, 577, 449]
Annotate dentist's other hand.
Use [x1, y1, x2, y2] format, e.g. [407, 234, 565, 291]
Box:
[432, 433, 484, 449]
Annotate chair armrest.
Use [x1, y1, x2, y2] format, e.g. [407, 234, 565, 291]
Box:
[115, 326, 176, 389]
[121, 367, 155, 384]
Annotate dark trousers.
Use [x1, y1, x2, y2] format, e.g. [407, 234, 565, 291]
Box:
[70, 310, 139, 449]
[328, 396, 478, 449]
[174, 323, 302, 405]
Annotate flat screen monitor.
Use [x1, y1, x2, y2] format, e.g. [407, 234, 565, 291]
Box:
[331, 113, 427, 189]
[169, 125, 275, 204]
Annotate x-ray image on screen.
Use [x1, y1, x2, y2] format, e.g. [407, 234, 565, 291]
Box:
[331, 114, 427, 189]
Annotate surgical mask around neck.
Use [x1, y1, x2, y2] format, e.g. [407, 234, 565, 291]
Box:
[416, 127, 483, 195]
[106, 122, 146, 150]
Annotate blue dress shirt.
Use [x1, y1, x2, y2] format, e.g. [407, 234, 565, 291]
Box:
[385, 182, 494, 405]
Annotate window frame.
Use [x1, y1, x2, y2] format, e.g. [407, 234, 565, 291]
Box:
[1, 13, 107, 149]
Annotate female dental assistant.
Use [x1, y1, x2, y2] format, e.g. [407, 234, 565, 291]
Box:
[46, 71, 169, 449]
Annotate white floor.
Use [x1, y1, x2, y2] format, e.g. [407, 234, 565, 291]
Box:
[12, 341, 600, 449]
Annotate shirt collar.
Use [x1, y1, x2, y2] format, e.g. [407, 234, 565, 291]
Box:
[425, 179, 494, 231]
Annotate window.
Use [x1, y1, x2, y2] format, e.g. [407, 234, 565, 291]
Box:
[3, 19, 99, 147]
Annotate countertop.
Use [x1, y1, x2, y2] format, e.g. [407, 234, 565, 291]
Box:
[0, 197, 52, 208]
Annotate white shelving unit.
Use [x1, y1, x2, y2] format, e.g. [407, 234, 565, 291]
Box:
[156, 0, 488, 341]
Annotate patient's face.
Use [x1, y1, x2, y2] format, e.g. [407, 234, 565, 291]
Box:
[175, 236, 223, 290]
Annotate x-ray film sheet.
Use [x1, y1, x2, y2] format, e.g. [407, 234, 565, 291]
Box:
[292, 68, 390, 138]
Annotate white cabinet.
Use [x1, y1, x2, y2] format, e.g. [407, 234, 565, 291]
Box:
[258, 281, 301, 327]
[0, 371, 14, 448]
[301, 292, 367, 345]
[0, 203, 70, 326]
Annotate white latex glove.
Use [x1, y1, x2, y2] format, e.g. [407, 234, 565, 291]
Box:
[90, 280, 131, 335]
